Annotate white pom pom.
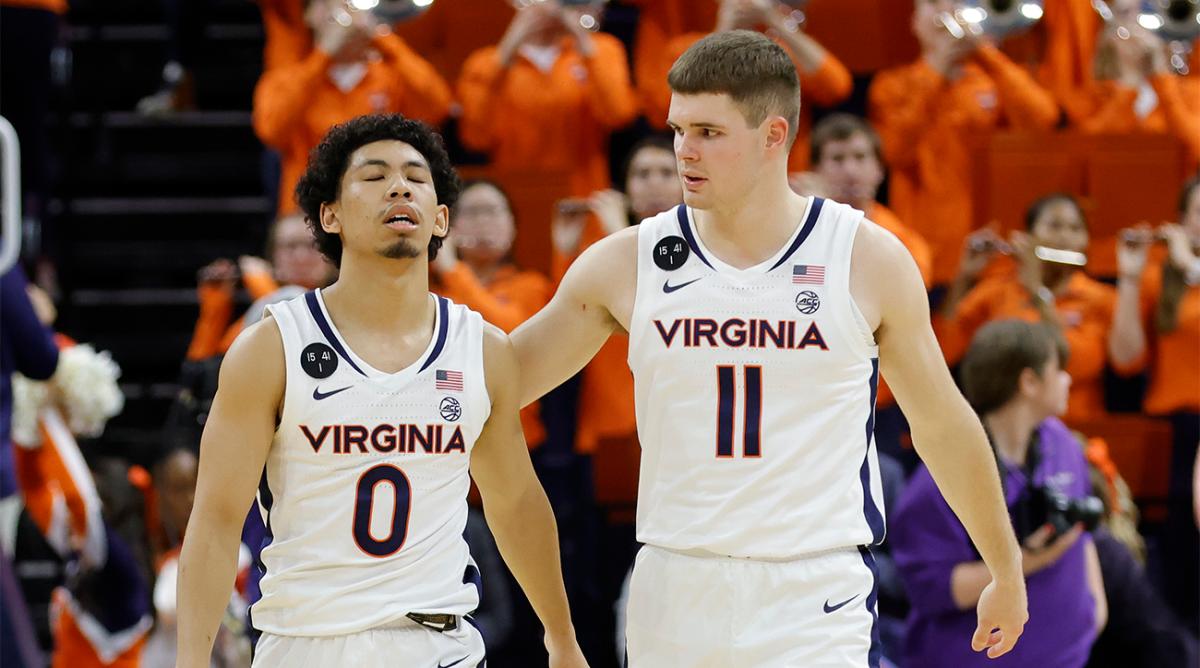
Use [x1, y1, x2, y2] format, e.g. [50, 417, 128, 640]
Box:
[54, 345, 124, 438]
[11, 374, 49, 448]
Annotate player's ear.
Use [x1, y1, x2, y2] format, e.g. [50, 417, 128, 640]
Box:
[319, 202, 342, 235]
[432, 204, 450, 239]
[764, 115, 790, 152]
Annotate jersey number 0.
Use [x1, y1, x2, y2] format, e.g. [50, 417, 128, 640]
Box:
[352, 464, 412, 557]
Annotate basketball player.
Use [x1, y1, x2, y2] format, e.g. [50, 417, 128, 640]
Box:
[511, 31, 1027, 666]
[176, 115, 588, 668]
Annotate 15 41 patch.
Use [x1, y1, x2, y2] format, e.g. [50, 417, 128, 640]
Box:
[301, 342, 338, 379]
[654, 235, 690, 271]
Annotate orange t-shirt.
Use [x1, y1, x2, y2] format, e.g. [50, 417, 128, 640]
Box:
[1038, 0, 1102, 103]
[432, 263, 553, 448]
[865, 202, 934, 410]
[1063, 74, 1200, 167]
[456, 34, 639, 197]
[642, 31, 853, 173]
[869, 46, 1060, 285]
[256, 0, 309, 71]
[948, 270, 1130, 422]
[253, 36, 453, 214]
[866, 202, 933, 290]
[628, 0, 719, 124]
[1137, 260, 1200, 415]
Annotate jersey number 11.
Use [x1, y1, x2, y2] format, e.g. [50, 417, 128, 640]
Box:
[716, 365, 762, 458]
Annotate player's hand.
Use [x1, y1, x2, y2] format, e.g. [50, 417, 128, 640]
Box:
[545, 633, 590, 668]
[972, 576, 1027, 659]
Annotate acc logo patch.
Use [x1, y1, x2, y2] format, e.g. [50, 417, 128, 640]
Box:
[795, 291, 821, 315]
[440, 397, 462, 422]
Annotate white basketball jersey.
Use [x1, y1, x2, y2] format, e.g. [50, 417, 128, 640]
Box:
[628, 198, 886, 560]
[250, 289, 490, 636]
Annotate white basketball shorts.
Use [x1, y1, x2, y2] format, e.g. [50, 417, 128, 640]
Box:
[625, 544, 880, 667]
[252, 616, 486, 668]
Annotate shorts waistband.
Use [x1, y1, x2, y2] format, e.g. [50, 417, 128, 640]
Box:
[648, 544, 860, 563]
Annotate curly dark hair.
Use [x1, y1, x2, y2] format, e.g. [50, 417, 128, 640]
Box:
[295, 114, 462, 267]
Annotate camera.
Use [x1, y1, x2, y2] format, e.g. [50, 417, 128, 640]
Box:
[1020, 486, 1104, 540]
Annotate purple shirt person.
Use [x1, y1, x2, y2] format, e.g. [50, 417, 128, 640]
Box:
[891, 319, 1106, 668]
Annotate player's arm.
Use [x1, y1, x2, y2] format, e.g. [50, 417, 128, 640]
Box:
[176, 318, 284, 668]
[471, 325, 588, 668]
[853, 222, 1027, 659]
[511, 226, 637, 408]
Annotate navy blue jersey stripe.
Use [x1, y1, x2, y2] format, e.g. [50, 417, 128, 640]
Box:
[676, 205, 714, 269]
[857, 545, 883, 668]
[858, 358, 886, 544]
[743, 366, 762, 457]
[305, 291, 367, 377]
[717, 366, 735, 457]
[419, 296, 451, 373]
[249, 468, 276, 643]
[768, 197, 824, 271]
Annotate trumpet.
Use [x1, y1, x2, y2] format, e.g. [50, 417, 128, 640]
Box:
[774, 0, 811, 33]
[967, 237, 1089, 267]
[510, 0, 610, 32]
[941, 0, 1046, 40]
[1092, 0, 1200, 74]
[343, 0, 434, 25]
[1120, 228, 1171, 244]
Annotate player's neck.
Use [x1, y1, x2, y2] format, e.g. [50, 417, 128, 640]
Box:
[322, 254, 431, 331]
[983, 405, 1041, 467]
[693, 175, 807, 269]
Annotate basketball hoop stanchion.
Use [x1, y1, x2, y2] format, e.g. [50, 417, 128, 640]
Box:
[0, 115, 21, 274]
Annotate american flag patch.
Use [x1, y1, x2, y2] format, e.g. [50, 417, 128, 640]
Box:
[435, 369, 464, 392]
[792, 264, 826, 285]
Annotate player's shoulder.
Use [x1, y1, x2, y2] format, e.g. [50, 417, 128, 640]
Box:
[227, 315, 284, 364]
[217, 316, 286, 401]
[572, 223, 641, 277]
[852, 211, 915, 267]
[850, 209, 927, 322]
[479, 321, 518, 397]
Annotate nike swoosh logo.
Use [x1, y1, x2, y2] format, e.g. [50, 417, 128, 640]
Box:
[312, 385, 352, 401]
[437, 657, 469, 668]
[663, 277, 702, 294]
[823, 594, 858, 614]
